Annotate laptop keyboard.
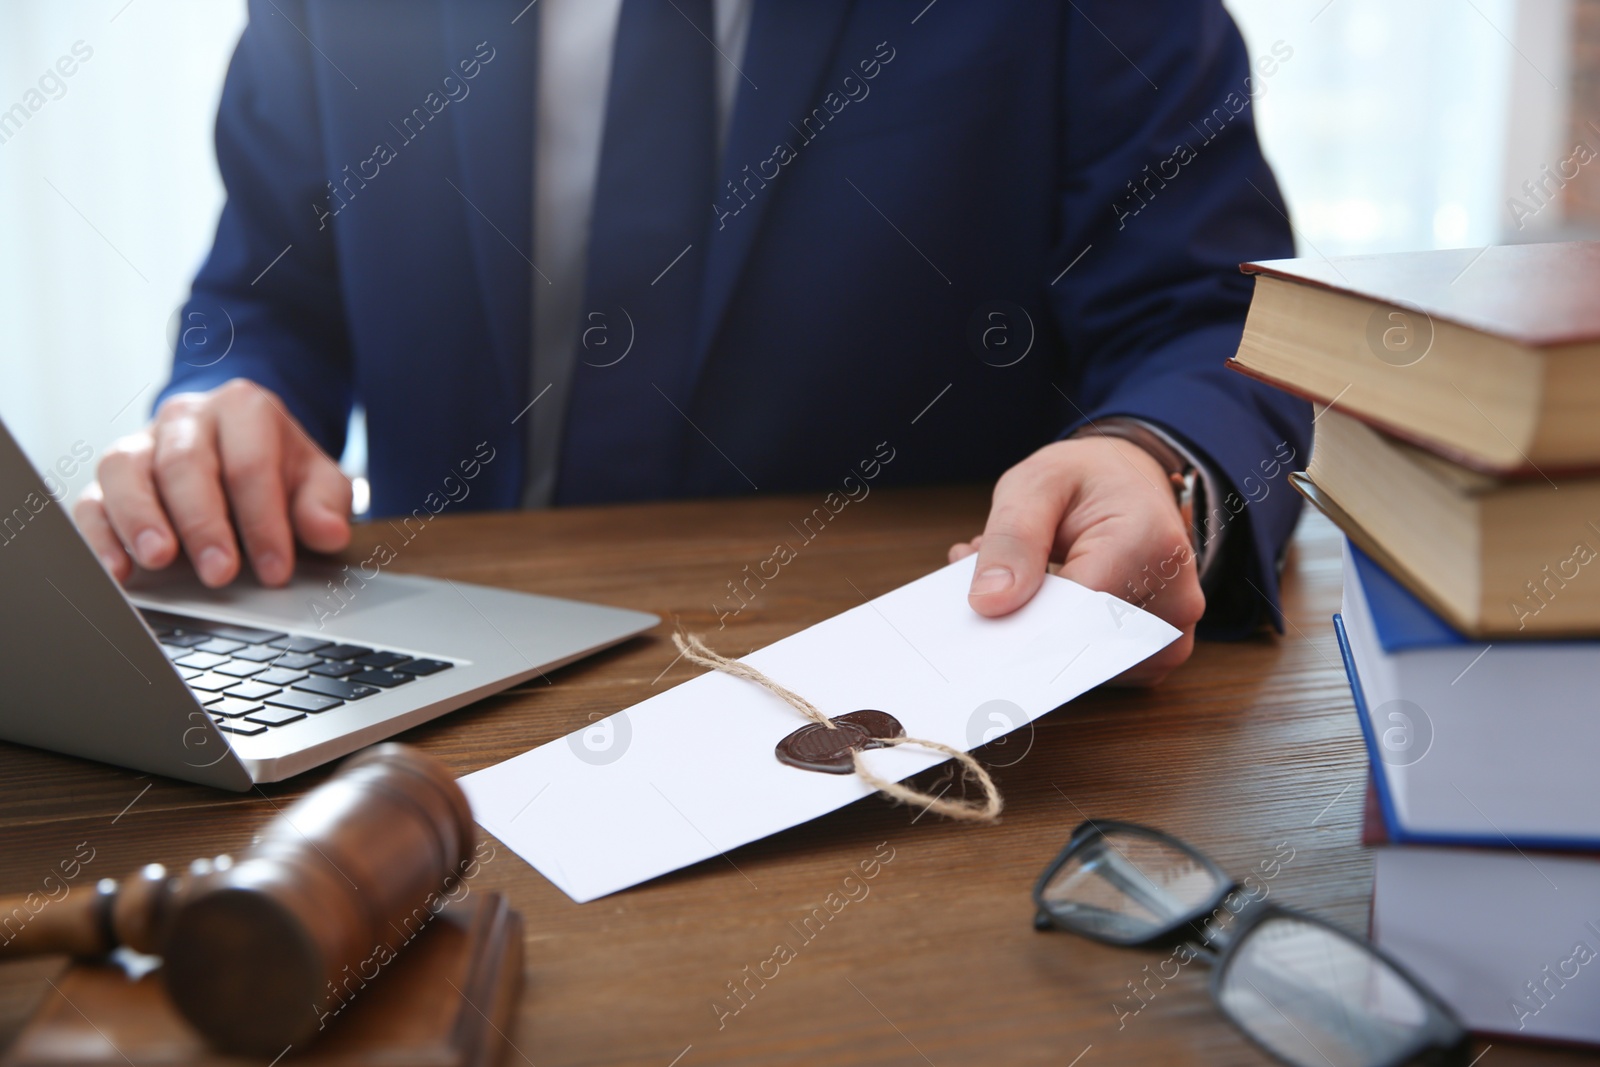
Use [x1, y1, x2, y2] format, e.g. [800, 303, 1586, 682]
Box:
[139, 608, 456, 738]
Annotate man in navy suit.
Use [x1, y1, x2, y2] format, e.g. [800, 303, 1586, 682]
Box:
[77, 0, 1308, 683]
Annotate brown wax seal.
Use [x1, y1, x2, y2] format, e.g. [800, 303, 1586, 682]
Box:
[775, 710, 907, 774]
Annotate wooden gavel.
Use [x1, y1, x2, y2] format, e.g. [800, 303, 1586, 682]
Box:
[0, 743, 476, 1055]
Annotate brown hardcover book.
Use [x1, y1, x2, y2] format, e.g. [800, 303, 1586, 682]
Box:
[1229, 241, 1600, 476]
[1, 893, 524, 1067]
[1302, 408, 1600, 637]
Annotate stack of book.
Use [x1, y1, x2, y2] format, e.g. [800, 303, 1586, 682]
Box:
[1229, 242, 1600, 1046]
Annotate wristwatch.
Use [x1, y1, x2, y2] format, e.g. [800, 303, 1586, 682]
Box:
[1071, 418, 1206, 566]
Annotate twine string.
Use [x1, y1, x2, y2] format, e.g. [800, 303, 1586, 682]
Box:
[675, 632, 835, 729]
[672, 631, 1003, 823]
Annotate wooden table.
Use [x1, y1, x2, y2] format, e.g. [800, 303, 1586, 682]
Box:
[0, 487, 1588, 1066]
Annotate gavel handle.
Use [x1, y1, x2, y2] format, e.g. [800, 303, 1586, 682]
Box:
[0, 882, 117, 959]
[0, 864, 182, 961]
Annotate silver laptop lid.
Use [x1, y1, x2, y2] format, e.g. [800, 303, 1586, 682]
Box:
[0, 419, 252, 789]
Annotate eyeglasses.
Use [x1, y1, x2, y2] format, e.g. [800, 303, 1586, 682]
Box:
[1033, 820, 1469, 1067]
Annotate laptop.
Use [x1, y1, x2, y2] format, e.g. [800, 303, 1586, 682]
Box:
[0, 418, 658, 789]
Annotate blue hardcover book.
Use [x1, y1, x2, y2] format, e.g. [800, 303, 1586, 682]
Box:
[1337, 540, 1600, 850]
[1344, 543, 1465, 650]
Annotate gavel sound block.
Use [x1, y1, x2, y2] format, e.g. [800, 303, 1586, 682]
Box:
[0, 744, 519, 1060]
[4, 891, 522, 1067]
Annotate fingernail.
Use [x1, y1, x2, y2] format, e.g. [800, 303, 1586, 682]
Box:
[970, 565, 1014, 596]
[134, 529, 165, 565]
[197, 546, 232, 585]
[98, 553, 122, 575]
[256, 551, 283, 583]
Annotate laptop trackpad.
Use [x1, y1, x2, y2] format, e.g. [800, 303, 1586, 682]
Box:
[125, 557, 429, 632]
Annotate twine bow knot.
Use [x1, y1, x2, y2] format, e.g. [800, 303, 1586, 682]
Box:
[672, 632, 1003, 822]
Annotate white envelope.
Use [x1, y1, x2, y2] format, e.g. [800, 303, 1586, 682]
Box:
[459, 556, 1179, 902]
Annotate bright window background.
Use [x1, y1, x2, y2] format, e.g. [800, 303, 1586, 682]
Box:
[0, 0, 248, 495]
[1224, 0, 1573, 256]
[0, 0, 1578, 482]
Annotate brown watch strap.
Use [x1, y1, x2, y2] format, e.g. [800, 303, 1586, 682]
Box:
[1075, 420, 1188, 477]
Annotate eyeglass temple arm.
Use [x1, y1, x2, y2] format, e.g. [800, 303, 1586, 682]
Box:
[1088, 845, 1197, 925]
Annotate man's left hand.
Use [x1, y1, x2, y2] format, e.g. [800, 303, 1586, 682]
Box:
[948, 436, 1204, 685]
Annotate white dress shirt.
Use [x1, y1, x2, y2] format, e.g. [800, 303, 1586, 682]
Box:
[523, 0, 753, 506]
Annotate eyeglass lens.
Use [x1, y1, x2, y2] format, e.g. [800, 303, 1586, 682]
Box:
[1040, 827, 1226, 941]
[1217, 914, 1431, 1067]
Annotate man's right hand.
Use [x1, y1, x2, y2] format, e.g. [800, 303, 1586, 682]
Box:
[74, 379, 352, 588]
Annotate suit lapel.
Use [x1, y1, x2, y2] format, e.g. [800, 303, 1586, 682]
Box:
[442, 2, 537, 405]
[690, 0, 856, 384]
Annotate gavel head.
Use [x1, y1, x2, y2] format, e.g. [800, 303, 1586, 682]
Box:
[159, 744, 476, 1055]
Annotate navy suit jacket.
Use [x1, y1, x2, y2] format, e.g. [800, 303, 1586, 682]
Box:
[161, 0, 1309, 634]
